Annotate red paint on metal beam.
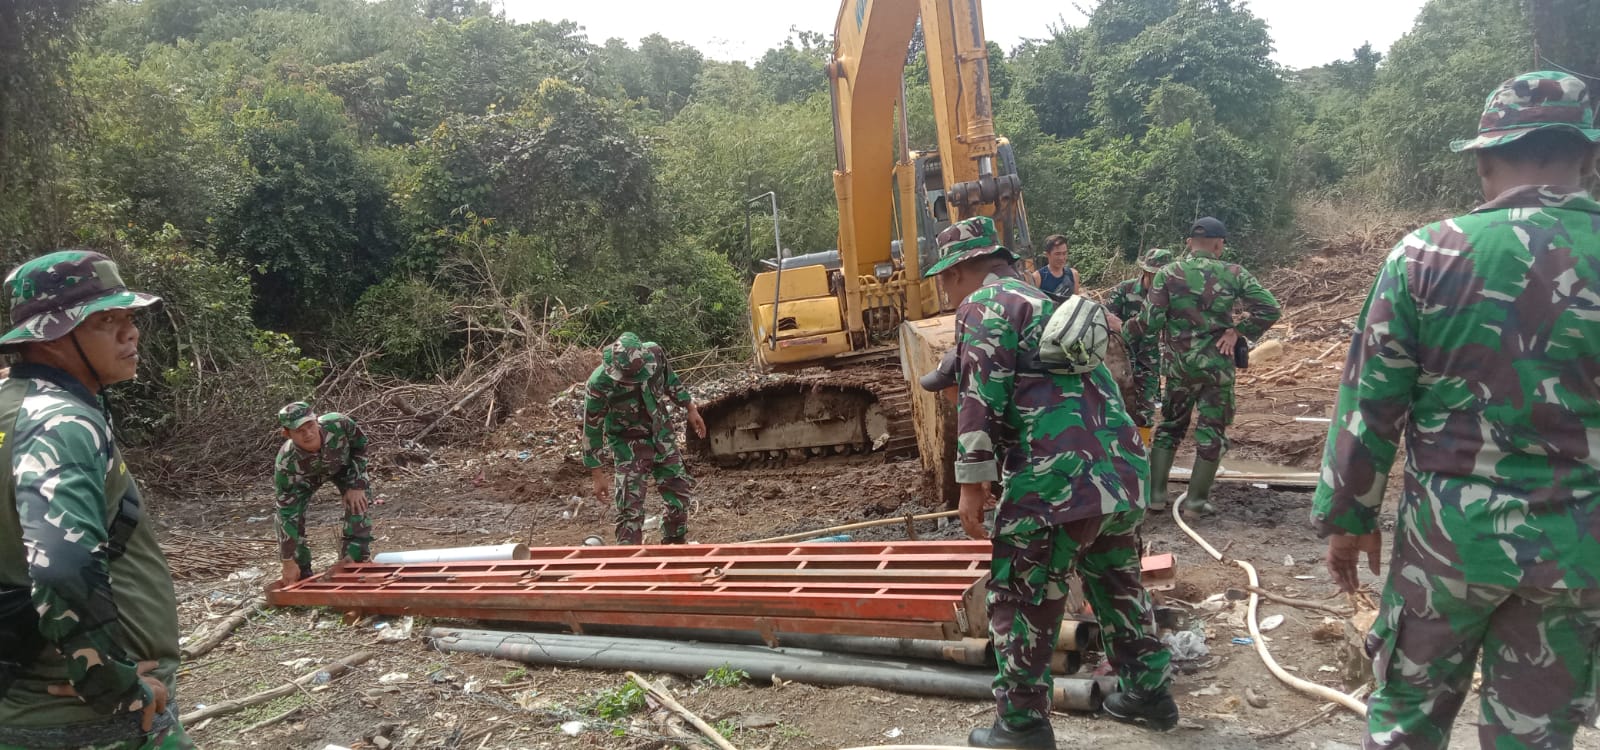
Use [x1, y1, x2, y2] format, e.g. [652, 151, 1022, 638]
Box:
[266, 541, 1177, 643]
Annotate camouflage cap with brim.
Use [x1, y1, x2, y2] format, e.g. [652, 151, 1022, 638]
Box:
[1450, 71, 1600, 153]
[278, 401, 316, 430]
[0, 250, 161, 351]
[923, 216, 1017, 278]
[603, 331, 656, 385]
[1139, 247, 1175, 273]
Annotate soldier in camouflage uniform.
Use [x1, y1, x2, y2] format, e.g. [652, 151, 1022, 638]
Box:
[1133, 218, 1279, 513]
[0, 251, 192, 749]
[1107, 247, 1176, 444]
[1314, 71, 1600, 750]
[273, 401, 382, 586]
[924, 217, 1175, 748]
[582, 333, 707, 545]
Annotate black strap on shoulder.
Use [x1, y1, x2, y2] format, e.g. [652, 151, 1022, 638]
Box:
[0, 376, 139, 563]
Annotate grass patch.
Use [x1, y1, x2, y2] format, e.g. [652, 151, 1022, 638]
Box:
[589, 681, 646, 720]
[701, 664, 749, 688]
[225, 693, 307, 730]
[254, 630, 315, 647]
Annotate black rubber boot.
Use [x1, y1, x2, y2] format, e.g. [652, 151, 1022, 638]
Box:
[298, 563, 314, 580]
[1185, 456, 1221, 515]
[1103, 686, 1180, 731]
[1148, 444, 1176, 512]
[968, 718, 1056, 749]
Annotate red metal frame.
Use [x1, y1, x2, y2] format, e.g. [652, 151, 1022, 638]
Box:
[266, 541, 1176, 642]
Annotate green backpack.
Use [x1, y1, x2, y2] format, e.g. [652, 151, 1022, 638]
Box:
[1025, 294, 1111, 375]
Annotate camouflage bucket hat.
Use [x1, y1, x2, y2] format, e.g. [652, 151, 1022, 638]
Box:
[1139, 247, 1175, 273]
[278, 401, 316, 430]
[0, 250, 161, 351]
[1450, 71, 1600, 153]
[603, 332, 655, 385]
[923, 216, 1016, 278]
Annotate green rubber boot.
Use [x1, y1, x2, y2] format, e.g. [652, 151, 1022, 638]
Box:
[1148, 444, 1176, 512]
[1185, 456, 1221, 515]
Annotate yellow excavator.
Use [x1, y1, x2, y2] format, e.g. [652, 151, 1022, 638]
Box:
[696, 0, 1030, 505]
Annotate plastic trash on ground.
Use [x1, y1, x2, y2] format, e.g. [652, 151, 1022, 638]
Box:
[1161, 630, 1210, 661]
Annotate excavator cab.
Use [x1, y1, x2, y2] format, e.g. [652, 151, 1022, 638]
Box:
[898, 138, 1033, 311]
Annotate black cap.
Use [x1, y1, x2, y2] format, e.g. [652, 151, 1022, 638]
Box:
[1190, 217, 1227, 239]
[919, 349, 959, 392]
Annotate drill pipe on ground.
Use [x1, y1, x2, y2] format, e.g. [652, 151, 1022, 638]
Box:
[513, 618, 1096, 662]
[447, 626, 998, 666]
[426, 629, 1104, 711]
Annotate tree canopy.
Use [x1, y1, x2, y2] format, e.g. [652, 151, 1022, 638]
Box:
[0, 0, 1580, 445]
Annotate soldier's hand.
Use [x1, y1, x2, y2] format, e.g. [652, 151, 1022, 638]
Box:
[47, 661, 169, 732]
[1326, 531, 1383, 593]
[343, 488, 369, 515]
[1217, 328, 1241, 355]
[592, 469, 612, 502]
[1105, 312, 1124, 334]
[958, 483, 990, 540]
[687, 405, 708, 440]
[280, 559, 302, 586]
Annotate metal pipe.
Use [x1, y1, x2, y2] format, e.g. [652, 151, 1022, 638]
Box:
[1056, 619, 1098, 653]
[747, 191, 784, 351]
[746, 510, 959, 544]
[427, 630, 1102, 711]
[370, 543, 528, 565]
[897, 74, 912, 164]
[432, 627, 996, 667]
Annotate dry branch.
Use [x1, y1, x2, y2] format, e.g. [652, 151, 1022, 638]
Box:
[182, 651, 372, 725]
[182, 596, 264, 660]
[1241, 586, 1352, 617]
[627, 672, 739, 750]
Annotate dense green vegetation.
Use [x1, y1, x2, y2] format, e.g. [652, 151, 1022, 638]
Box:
[0, 0, 1578, 454]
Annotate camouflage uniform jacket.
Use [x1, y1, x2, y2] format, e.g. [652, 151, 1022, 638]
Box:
[954, 273, 1147, 532]
[1312, 186, 1600, 588]
[1134, 255, 1280, 383]
[274, 413, 371, 504]
[0, 363, 178, 728]
[1107, 277, 1150, 324]
[581, 344, 692, 469]
[1109, 277, 1160, 403]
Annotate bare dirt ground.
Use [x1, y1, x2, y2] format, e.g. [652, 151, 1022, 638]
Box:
[145, 232, 1600, 750]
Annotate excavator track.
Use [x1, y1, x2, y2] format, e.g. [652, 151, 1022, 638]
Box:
[692, 359, 918, 468]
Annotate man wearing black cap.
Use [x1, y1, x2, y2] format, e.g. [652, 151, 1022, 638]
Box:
[1133, 217, 1280, 515]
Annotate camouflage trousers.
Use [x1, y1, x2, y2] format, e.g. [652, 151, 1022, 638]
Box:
[988, 510, 1172, 729]
[1128, 347, 1160, 429]
[611, 438, 693, 545]
[1154, 374, 1233, 462]
[0, 718, 192, 750]
[1363, 561, 1600, 750]
[277, 490, 373, 569]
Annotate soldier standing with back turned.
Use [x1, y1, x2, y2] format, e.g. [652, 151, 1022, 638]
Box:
[922, 216, 1176, 748]
[1134, 218, 1280, 513]
[1315, 71, 1600, 749]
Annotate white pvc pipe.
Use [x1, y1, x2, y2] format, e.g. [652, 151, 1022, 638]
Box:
[371, 543, 529, 564]
[1171, 493, 1368, 716]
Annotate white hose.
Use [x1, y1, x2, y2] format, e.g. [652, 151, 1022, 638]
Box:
[1171, 492, 1369, 717]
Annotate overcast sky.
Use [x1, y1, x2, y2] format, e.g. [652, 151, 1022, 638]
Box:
[502, 0, 1429, 71]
